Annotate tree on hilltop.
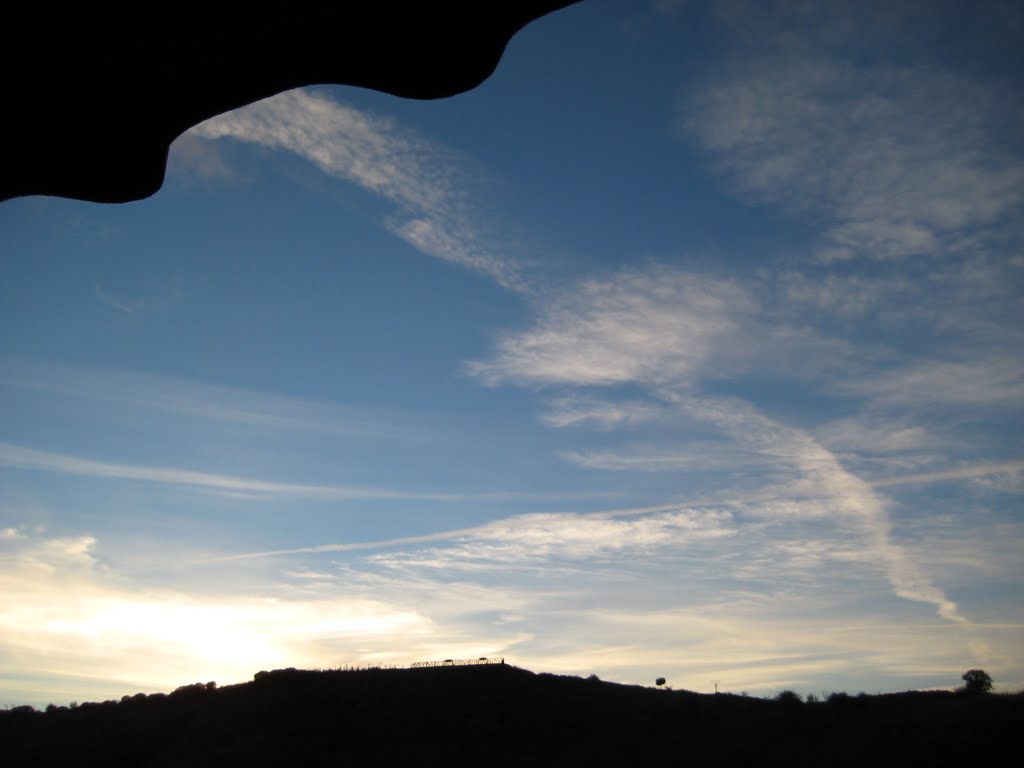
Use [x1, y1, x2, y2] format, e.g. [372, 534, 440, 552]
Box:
[960, 669, 993, 694]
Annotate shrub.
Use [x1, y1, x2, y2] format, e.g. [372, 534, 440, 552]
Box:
[776, 690, 802, 705]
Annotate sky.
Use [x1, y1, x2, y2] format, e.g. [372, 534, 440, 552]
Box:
[1, 0, 1022, 707]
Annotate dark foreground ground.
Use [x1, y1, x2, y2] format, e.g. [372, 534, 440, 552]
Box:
[1, 664, 1019, 767]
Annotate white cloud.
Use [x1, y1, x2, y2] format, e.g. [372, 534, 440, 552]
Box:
[448, 507, 736, 563]
[467, 264, 864, 395]
[389, 215, 524, 292]
[194, 90, 443, 209]
[340, 494, 1020, 688]
[253, 506, 736, 571]
[0, 360, 424, 441]
[870, 460, 1024, 489]
[0, 442, 458, 502]
[167, 132, 237, 182]
[560, 445, 763, 472]
[669, 394, 972, 626]
[842, 358, 1024, 408]
[776, 255, 1024, 360]
[779, 270, 912, 317]
[815, 417, 938, 455]
[94, 285, 178, 315]
[462, 254, 992, 626]
[190, 89, 525, 290]
[541, 396, 665, 429]
[469, 267, 755, 386]
[681, 57, 1024, 261]
[464, 250, 1013, 631]
[772, 258, 1023, 418]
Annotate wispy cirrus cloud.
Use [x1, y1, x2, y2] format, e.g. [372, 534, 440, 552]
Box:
[668, 393, 973, 626]
[560, 446, 764, 473]
[468, 265, 866, 394]
[777, 254, 1024, 347]
[469, 266, 755, 386]
[540, 396, 665, 429]
[369, 507, 736, 569]
[868, 460, 1024, 489]
[679, 9, 1024, 262]
[0, 441, 605, 507]
[466, 261, 986, 629]
[0, 442, 463, 502]
[840, 358, 1024, 408]
[167, 132, 238, 183]
[94, 285, 178, 315]
[814, 417, 938, 456]
[0, 360, 424, 441]
[218, 501, 732, 562]
[189, 89, 526, 290]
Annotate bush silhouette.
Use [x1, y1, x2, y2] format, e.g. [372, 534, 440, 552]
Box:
[961, 669, 993, 694]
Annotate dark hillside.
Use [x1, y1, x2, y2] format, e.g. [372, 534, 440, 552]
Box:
[1, 665, 1019, 767]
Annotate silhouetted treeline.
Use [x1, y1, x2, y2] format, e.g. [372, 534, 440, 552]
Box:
[1, 665, 1019, 767]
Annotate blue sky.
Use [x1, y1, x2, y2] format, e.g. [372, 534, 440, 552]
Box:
[1, 0, 1022, 706]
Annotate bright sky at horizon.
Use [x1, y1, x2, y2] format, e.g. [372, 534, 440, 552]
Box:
[2, 0, 1022, 707]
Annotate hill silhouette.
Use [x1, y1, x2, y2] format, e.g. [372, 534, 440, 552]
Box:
[1, 664, 1018, 766]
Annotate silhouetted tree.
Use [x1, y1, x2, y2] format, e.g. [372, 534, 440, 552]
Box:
[961, 669, 993, 694]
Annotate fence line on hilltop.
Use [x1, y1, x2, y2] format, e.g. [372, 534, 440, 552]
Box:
[409, 657, 505, 668]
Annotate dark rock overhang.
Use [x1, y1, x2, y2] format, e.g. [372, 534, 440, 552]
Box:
[2, 2, 578, 203]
